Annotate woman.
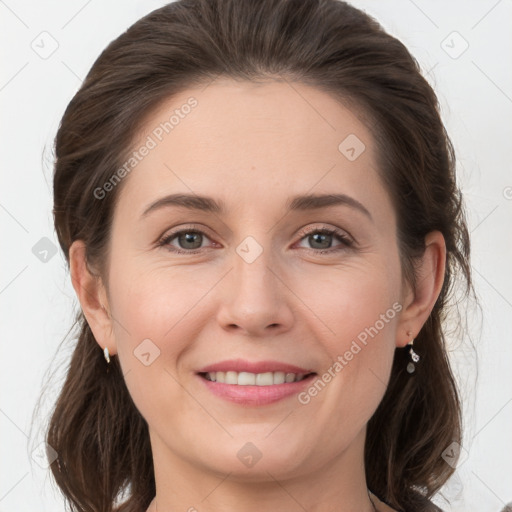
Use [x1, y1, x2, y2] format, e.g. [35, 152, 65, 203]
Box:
[46, 0, 472, 510]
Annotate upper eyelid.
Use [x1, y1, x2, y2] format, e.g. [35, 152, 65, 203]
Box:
[160, 224, 349, 240]
[298, 225, 352, 239]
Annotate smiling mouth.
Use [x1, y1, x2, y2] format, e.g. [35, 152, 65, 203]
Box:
[198, 371, 316, 386]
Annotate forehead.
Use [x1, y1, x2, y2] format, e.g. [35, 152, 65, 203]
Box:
[116, 78, 390, 221]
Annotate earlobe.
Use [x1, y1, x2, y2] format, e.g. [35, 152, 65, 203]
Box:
[396, 231, 446, 347]
[69, 240, 116, 355]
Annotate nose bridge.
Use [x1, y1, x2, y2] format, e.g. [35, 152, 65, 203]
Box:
[232, 232, 279, 302]
[216, 231, 293, 334]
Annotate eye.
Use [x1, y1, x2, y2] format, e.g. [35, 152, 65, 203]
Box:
[157, 224, 354, 255]
[295, 226, 354, 254]
[157, 226, 215, 254]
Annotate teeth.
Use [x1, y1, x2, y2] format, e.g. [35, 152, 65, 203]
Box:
[285, 372, 296, 383]
[204, 371, 308, 385]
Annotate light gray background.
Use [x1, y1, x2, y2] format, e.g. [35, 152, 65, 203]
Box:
[1, 1, 511, 510]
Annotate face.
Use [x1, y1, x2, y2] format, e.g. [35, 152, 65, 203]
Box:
[101, 78, 407, 480]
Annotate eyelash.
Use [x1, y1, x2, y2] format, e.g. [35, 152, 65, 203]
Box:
[156, 224, 354, 255]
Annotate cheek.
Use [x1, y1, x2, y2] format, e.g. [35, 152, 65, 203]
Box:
[297, 261, 401, 350]
[107, 262, 227, 412]
[293, 262, 401, 412]
[109, 262, 207, 341]
[108, 267, 205, 426]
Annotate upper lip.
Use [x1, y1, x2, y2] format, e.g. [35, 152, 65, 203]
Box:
[197, 359, 315, 374]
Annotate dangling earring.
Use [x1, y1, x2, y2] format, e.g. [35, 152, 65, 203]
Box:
[406, 331, 420, 373]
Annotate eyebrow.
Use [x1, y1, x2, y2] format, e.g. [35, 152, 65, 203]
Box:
[141, 192, 372, 221]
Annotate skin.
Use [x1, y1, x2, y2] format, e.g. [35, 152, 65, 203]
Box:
[70, 78, 446, 512]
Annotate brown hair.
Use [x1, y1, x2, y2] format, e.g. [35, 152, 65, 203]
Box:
[39, 0, 473, 510]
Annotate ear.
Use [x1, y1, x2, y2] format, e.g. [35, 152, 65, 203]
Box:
[69, 240, 116, 356]
[396, 230, 446, 347]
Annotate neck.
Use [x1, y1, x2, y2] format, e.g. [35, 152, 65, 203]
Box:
[147, 428, 379, 512]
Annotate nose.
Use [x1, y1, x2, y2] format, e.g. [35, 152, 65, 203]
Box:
[215, 242, 294, 337]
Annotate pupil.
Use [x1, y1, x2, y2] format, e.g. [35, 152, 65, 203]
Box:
[180, 232, 202, 249]
[311, 233, 330, 249]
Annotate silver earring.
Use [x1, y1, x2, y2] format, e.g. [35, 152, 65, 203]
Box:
[406, 332, 419, 373]
[103, 347, 111, 364]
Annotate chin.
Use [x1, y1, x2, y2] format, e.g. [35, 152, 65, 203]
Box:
[195, 436, 310, 480]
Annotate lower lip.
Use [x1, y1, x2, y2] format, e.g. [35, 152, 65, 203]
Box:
[197, 373, 316, 406]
